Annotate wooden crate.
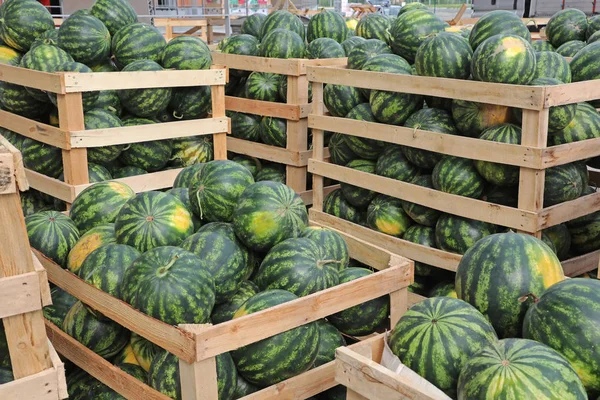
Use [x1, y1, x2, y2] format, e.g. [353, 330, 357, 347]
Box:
[154, 18, 210, 43]
[0, 63, 229, 206]
[211, 52, 346, 204]
[308, 65, 600, 279]
[0, 135, 67, 399]
[38, 218, 414, 400]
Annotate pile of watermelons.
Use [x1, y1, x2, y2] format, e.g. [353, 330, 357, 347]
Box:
[0, 0, 217, 214]
[19, 159, 390, 399]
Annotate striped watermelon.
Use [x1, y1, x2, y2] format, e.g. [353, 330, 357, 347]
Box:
[43, 287, 78, 328]
[259, 10, 305, 41]
[376, 145, 420, 183]
[119, 120, 172, 172]
[328, 268, 389, 335]
[166, 188, 202, 232]
[532, 40, 555, 52]
[63, 301, 129, 359]
[255, 163, 286, 183]
[90, 58, 118, 72]
[347, 39, 391, 70]
[589, 31, 600, 45]
[118, 60, 172, 118]
[356, 14, 390, 43]
[415, 32, 473, 80]
[300, 226, 349, 270]
[245, 72, 281, 102]
[474, 123, 521, 187]
[429, 281, 457, 298]
[341, 159, 377, 208]
[543, 223, 572, 260]
[122, 246, 215, 325]
[211, 280, 259, 324]
[523, 278, 600, 393]
[67, 223, 116, 274]
[456, 232, 565, 338]
[306, 38, 345, 59]
[161, 36, 211, 71]
[231, 155, 262, 178]
[402, 224, 436, 276]
[49, 62, 99, 111]
[341, 36, 366, 55]
[255, 237, 340, 296]
[399, 2, 428, 14]
[241, 13, 267, 38]
[401, 175, 441, 227]
[189, 160, 255, 222]
[167, 86, 211, 120]
[390, 297, 497, 398]
[233, 181, 308, 253]
[20, 44, 73, 102]
[533, 51, 571, 83]
[571, 42, 600, 85]
[544, 164, 584, 207]
[30, 27, 58, 50]
[232, 290, 319, 386]
[324, 84, 366, 118]
[182, 222, 250, 303]
[344, 103, 383, 159]
[367, 194, 412, 237]
[435, 213, 496, 255]
[260, 28, 305, 59]
[432, 156, 485, 199]
[566, 187, 600, 255]
[26, 211, 80, 268]
[457, 338, 587, 400]
[324, 188, 365, 225]
[111, 23, 166, 68]
[306, 10, 348, 43]
[361, 54, 412, 98]
[229, 111, 261, 142]
[57, 12, 111, 65]
[313, 320, 346, 368]
[589, 15, 600, 39]
[389, 9, 448, 63]
[77, 243, 141, 300]
[468, 10, 531, 50]
[19, 190, 52, 217]
[471, 34, 536, 85]
[115, 191, 194, 252]
[95, 89, 123, 116]
[328, 133, 359, 166]
[130, 333, 160, 372]
[550, 102, 600, 145]
[0, 0, 54, 52]
[70, 181, 135, 235]
[84, 109, 125, 165]
[451, 100, 512, 138]
[172, 163, 205, 188]
[546, 8, 588, 48]
[220, 34, 259, 77]
[168, 136, 213, 168]
[21, 137, 63, 178]
[90, 0, 138, 36]
[556, 40, 585, 57]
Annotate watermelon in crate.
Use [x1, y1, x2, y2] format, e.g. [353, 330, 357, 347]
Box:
[550, 102, 600, 145]
[26, 211, 80, 268]
[255, 163, 286, 184]
[259, 10, 305, 40]
[324, 188, 365, 225]
[95, 89, 123, 116]
[435, 214, 496, 255]
[401, 175, 441, 227]
[67, 223, 117, 274]
[306, 38, 345, 59]
[566, 187, 600, 255]
[356, 14, 391, 43]
[0, 0, 55, 52]
[367, 195, 412, 237]
[471, 34, 536, 85]
[230, 111, 261, 142]
[546, 8, 588, 48]
[211, 281, 260, 324]
[341, 36, 366, 55]
[260, 29, 305, 59]
[328, 133, 359, 166]
[544, 164, 584, 207]
[84, 109, 125, 165]
[344, 103, 383, 159]
[389, 9, 448, 63]
[468, 10, 531, 50]
[172, 163, 205, 189]
[43, 287, 78, 328]
[340, 159, 377, 208]
[169, 136, 213, 168]
[231, 155, 262, 178]
[57, 12, 111, 65]
[91, 0, 138, 36]
[241, 13, 267, 38]
[300, 226, 350, 270]
[220, 34, 260, 77]
[118, 60, 172, 118]
[119, 119, 172, 171]
[415, 32, 473, 80]
[429, 281, 457, 298]
[571, 42, 600, 88]
[313, 320, 346, 368]
[543, 223, 571, 260]
[451, 100, 512, 138]
[474, 124, 521, 187]
[307, 10, 348, 43]
[556, 40, 585, 57]
[21, 137, 63, 178]
[111, 22, 166, 68]
[162, 36, 212, 71]
[245, 72, 281, 102]
[432, 156, 485, 199]
[49, 62, 99, 111]
[347, 39, 391, 70]
[169, 85, 211, 120]
[20, 44, 73, 102]
[324, 84, 365, 118]
[259, 117, 287, 147]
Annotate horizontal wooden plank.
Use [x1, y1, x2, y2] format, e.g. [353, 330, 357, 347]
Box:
[408, 293, 427, 308]
[310, 210, 461, 272]
[63, 68, 227, 93]
[542, 138, 600, 167]
[307, 66, 546, 110]
[38, 253, 198, 364]
[70, 117, 229, 147]
[0, 363, 62, 400]
[25, 170, 75, 203]
[309, 160, 539, 232]
[211, 53, 348, 76]
[225, 96, 307, 120]
[561, 250, 600, 277]
[309, 115, 542, 168]
[0, 110, 70, 149]
[0, 64, 64, 94]
[227, 137, 311, 166]
[0, 272, 42, 319]
[299, 184, 339, 205]
[154, 18, 208, 27]
[544, 80, 600, 107]
[537, 191, 600, 230]
[74, 169, 183, 198]
[46, 321, 170, 400]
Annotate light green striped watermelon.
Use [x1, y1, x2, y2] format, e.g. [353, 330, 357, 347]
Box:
[173, 163, 205, 189]
[20, 44, 73, 102]
[26, 211, 80, 268]
[323, 188, 365, 225]
[259, 10, 305, 41]
[556, 40, 585, 57]
[432, 156, 485, 199]
[211, 280, 260, 324]
[546, 8, 588, 48]
[435, 214, 496, 255]
[118, 60, 172, 118]
[471, 34, 536, 85]
[111, 22, 166, 68]
[389, 9, 448, 63]
[66, 223, 116, 275]
[90, 0, 138, 36]
[57, 12, 111, 65]
[356, 13, 390, 43]
[468, 10, 531, 50]
[415, 31, 473, 79]
[474, 123, 521, 187]
[313, 320, 346, 368]
[0, 0, 54, 52]
[300, 226, 349, 270]
[21, 137, 63, 178]
[307, 10, 348, 43]
[260, 28, 305, 59]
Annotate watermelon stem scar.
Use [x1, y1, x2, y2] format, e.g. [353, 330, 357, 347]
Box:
[195, 189, 204, 220]
[316, 259, 341, 269]
[157, 255, 179, 277]
[517, 293, 540, 304]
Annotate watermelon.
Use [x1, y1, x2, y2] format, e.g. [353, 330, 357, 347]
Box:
[389, 9, 448, 63]
[241, 13, 267, 38]
[255, 162, 286, 183]
[169, 85, 211, 120]
[468, 10, 531, 51]
[432, 156, 485, 199]
[43, 287, 78, 327]
[67, 223, 117, 274]
[229, 111, 261, 142]
[233, 181, 308, 253]
[57, 12, 110, 65]
[402, 108, 458, 169]
[435, 214, 496, 255]
[300, 226, 349, 270]
[129, 333, 160, 372]
[483, 185, 518, 207]
[211, 280, 260, 324]
[260, 28, 305, 59]
[118, 60, 172, 118]
[119, 121, 172, 171]
[356, 14, 390, 43]
[323, 84, 365, 118]
[390, 297, 497, 398]
[113, 341, 141, 367]
[232, 290, 319, 386]
[149, 350, 237, 400]
[366, 194, 411, 237]
[161, 36, 211, 71]
[20, 44, 73, 102]
[259, 117, 287, 147]
[230, 155, 261, 178]
[398, 2, 428, 14]
[220, 34, 259, 77]
[21, 137, 63, 178]
[245, 72, 281, 102]
[457, 338, 587, 400]
[95, 89, 123, 116]
[84, 108, 125, 165]
[90, 0, 137, 36]
[401, 175, 441, 226]
[323, 188, 364, 225]
[70, 181, 135, 235]
[571, 42, 600, 86]
[347, 39, 391, 70]
[307, 10, 348, 43]
[122, 246, 215, 325]
[456, 232, 565, 338]
[544, 163, 584, 207]
[87, 365, 147, 398]
[0, 0, 54, 52]
[306, 38, 345, 59]
[523, 278, 600, 393]
[114, 191, 194, 252]
[546, 8, 588, 48]
[181, 222, 249, 303]
[90, 57, 118, 72]
[328, 133, 359, 166]
[328, 268, 389, 335]
[172, 163, 204, 188]
[189, 160, 255, 222]
[63, 301, 129, 359]
[340, 159, 377, 208]
[588, 15, 600, 39]
[527, 78, 577, 131]
[259, 10, 304, 40]
[341, 36, 366, 55]
[451, 100, 512, 138]
[532, 40, 555, 52]
[543, 223, 572, 260]
[343, 103, 383, 159]
[402, 225, 438, 276]
[556, 40, 586, 57]
[165, 188, 201, 231]
[474, 123, 521, 187]
[168, 136, 213, 168]
[415, 32, 473, 80]
[26, 211, 79, 268]
[19, 190, 52, 217]
[111, 23, 166, 68]
[47, 62, 99, 111]
[429, 281, 457, 298]
[588, 30, 600, 44]
[313, 320, 346, 368]
[550, 102, 600, 145]
[471, 34, 536, 85]
[566, 187, 600, 255]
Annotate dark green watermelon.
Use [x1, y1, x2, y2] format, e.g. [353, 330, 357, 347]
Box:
[169, 85, 211, 120]
[566, 187, 600, 255]
[471, 34, 536, 85]
[544, 164, 584, 207]
[432, 156, 485, 199]
[19, 189, 52, 217]
[468, 10, 531, 50]
[48, 62, 99, 111]
[402, 224, 438, 276]
[323, 188, 364, 225]
[261, 28, 305, 59]
[111, 22, 166, 68]
[90, 0, 138, 36]
[231, 154, 262, 178]
[550, 102, 600, 145]
[0, 0, 54, 52]
[43, 287, 78, 327]
[255, 162, 286, 184]
[300, 226, 349, 270]
[119, 119, 172, 172]
[229, 111, 262, 142]
[20, 44, 73, 102]
[168, 136, 213, 168]
[307, 10, 348, 43]
[389, 9, 448, 63]
[474, 123, 521, 187]
[415, 31, 473, 79]
[323, 84, 366, 118]
[211, 280, 260, 324]
[347, 38, 391, 70]
[435, 213, 496, 255]
[26, 211, 80, 268]
[259, 116, 287, 147]
[21, 137, 63, 178]
[245, 71, 281, 102]
[241, 13, 267, 38]
[313, 320, 346, 368]
[356, 13, 390, 43]
[340, 159, 377, 208]
[543, 223, 572, 260]
[84, 108, 125, 165]
[367, 194, 412, 237]
[95, 89, 123, 116]
[546, 8, 588, 48]
[376, 145, 420, 183]
[118, 60, 172, 118]
[306, 38, 345, 59]
[341, 36, 366, 55]
[259, 10, 305, 40]
[161, 36, 211, 71]
[344, 103, 384, 159]
[401, 175, 441, 226]
[220, 34, 260, 77]
[328, 133, 359, 166]
[57, 12, 110, 65]
[556, 40, 586, 57]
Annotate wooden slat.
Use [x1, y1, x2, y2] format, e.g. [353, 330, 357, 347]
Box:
[0, 110, 70, 149]
[0, 135, 27, 192]
[0, 272, 42, 319]
[211, 53, 347, 76]
[299, 184, 339, 205]
[73, 168, 183, 198]
[47, 339, 68, 399]
[154, 18, 208, 27]
[210, 68, 228, 161]
[179, 325, 219, 400]
[285, 75, 309, 193]
[0, 152, 16, 195]
[408, 293, 427, 308]
[70, 117, 229, 148]
[24, 170, 75, 203]
[39, 254, 198, 364]
[308, 160, 539, 232]
[0, 364, 61, 400]
[307, 66, 546, 110]
[561, 250, 600, 277]
[225, 96, 306, 120]
[227, 137, 311, 166]
[63, 68, 227, 92]
[542, 137, 600, 167]
[32, 252, 52, 307]
[309, 115, 543, 168]
[311, 81, 326, 212]
[0, 64, 64, 94]
[537, 191, 600, 230]
[544, 80, 600, 107]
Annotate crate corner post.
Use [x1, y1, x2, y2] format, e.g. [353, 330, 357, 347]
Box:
[286, 72, 309, 193]
[310, 79, 325, 212]
[211, 66, 228, 161]
[178, 324, 219, 400]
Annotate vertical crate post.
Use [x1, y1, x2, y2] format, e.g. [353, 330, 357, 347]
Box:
[178, 324, 219, 400]
[311, 81, 325, 211]
[286, 74, 309, 193]
[211, 65, 228, 161]
[518, 109, 550, 239]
